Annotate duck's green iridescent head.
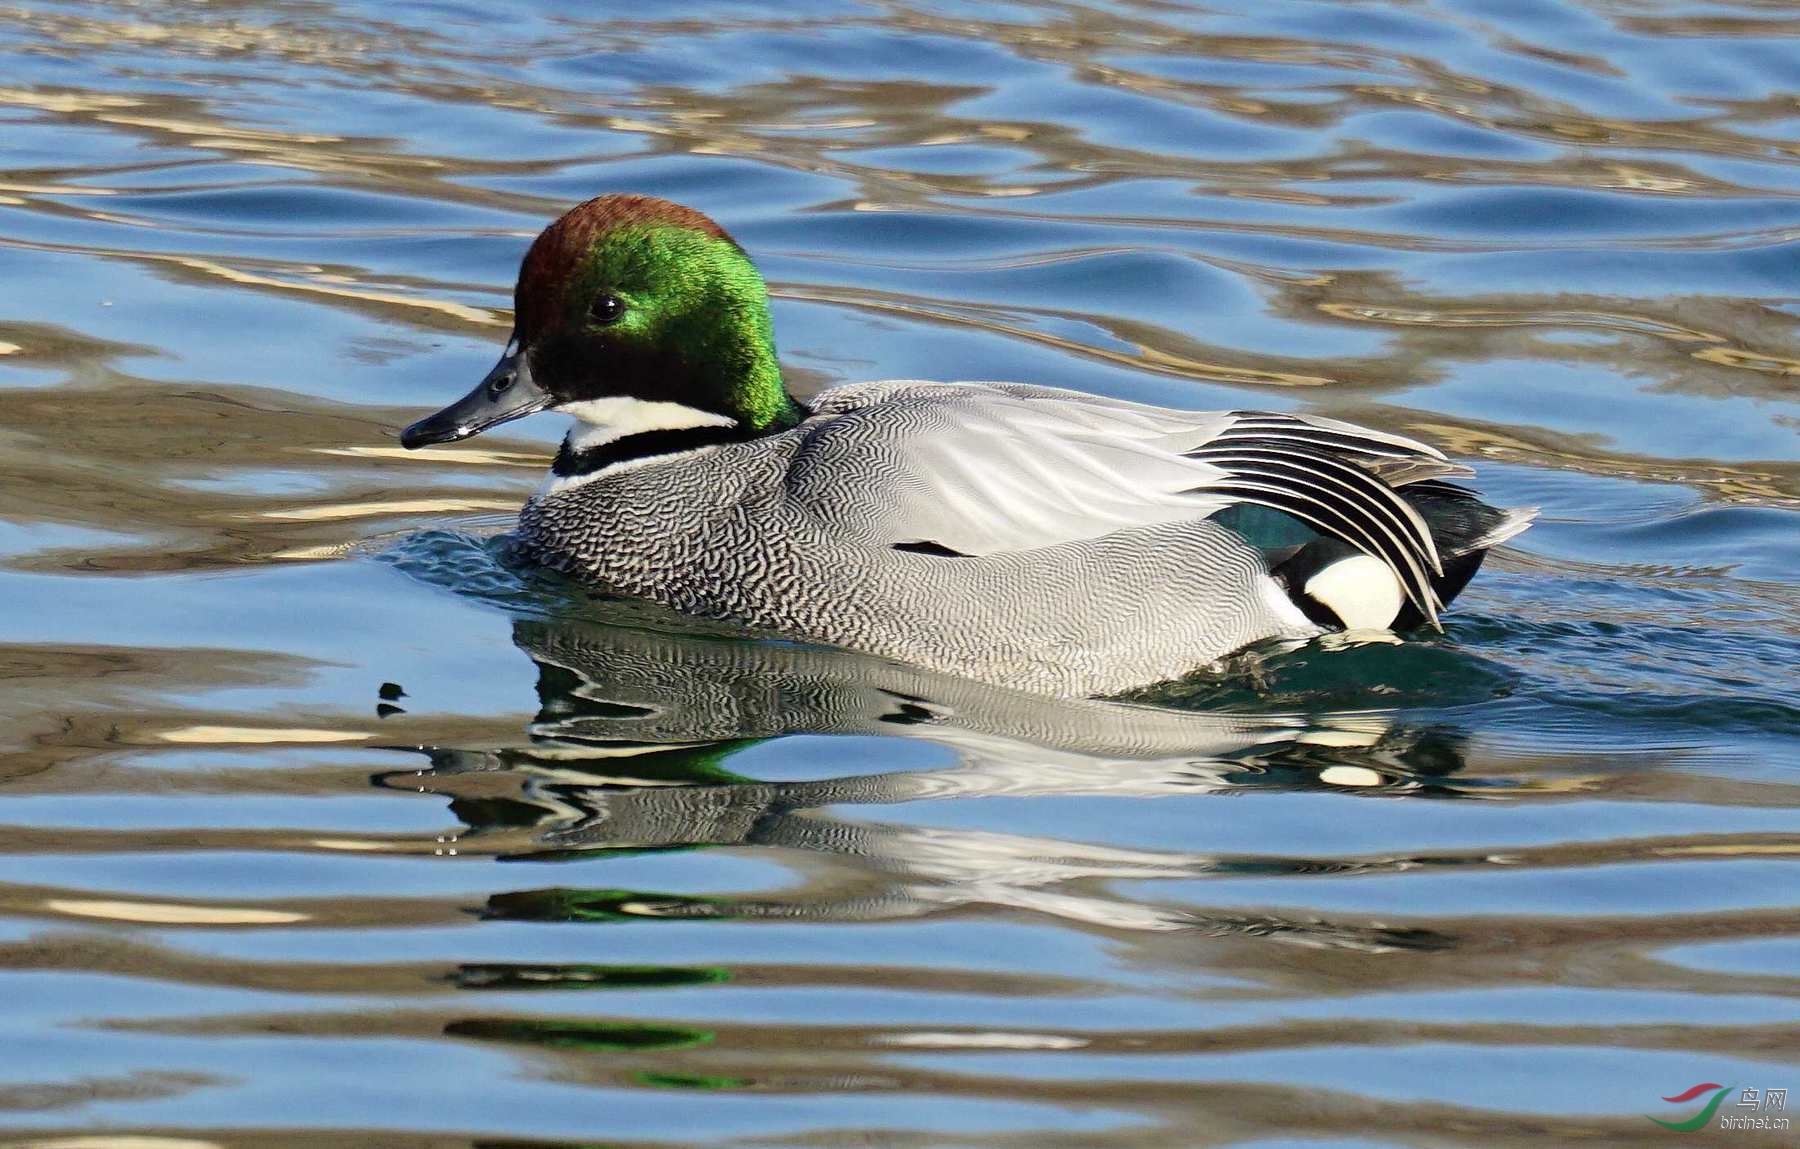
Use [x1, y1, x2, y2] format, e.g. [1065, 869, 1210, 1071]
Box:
[401, 194, 800, 454]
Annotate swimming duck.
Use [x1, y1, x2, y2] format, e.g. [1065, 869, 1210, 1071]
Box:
[401, 194, 1534, 697]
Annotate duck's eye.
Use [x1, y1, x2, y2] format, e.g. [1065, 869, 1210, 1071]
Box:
[589, 293, 626, 326]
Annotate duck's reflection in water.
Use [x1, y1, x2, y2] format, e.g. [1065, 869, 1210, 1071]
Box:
[381, 612, 1468, 953]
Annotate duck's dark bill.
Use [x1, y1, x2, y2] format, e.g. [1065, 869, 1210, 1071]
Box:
[400, 344, 551, 448]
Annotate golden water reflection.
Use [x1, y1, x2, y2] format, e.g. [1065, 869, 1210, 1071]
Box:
[0, 0, 1796, 1144]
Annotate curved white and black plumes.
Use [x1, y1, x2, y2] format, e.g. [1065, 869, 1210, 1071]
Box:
[1187, 413, 1533, 631]
[1188, 413, 1457, 626]
[1270, 479, 1536, 633]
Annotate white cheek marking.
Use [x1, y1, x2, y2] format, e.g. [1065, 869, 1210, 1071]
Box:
[559, 397, 737, 450]
[1304, 554, 1403, 631]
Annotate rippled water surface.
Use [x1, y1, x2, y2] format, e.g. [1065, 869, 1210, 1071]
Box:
[2, 1, 1798, 1145]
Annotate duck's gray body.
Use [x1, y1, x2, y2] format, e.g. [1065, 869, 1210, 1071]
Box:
[516, 380, 1531, 697]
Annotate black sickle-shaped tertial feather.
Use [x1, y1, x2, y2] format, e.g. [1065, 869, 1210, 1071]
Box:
[1216, 421, 1418, 458]
[1218, 418, 1478, 488]
[1185, 437, 1446, 626]
[1196, 444, 1442, 574]
[1217, 412, 1441, 459]
[1203, 476, 1442, 627]
[1220, 415, 1465, 464]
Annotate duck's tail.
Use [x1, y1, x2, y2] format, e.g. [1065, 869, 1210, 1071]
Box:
[1387, 481, 1536, 631]
[1271, 481, 1537, 633]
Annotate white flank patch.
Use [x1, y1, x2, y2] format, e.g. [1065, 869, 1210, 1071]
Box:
[560, 396, 736, 450]
[1305, 553, 1403, 631]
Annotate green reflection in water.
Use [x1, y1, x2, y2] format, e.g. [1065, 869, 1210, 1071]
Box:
[634, 1071, 752, 1090]
[455, 963, 733, 991]
[445, 1017, 716, 1052]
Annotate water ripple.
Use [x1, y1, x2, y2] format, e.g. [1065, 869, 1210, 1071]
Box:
[0, 0, 1795, 1145]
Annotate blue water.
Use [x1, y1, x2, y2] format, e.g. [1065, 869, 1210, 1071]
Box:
[0, 1, 1796, 1145]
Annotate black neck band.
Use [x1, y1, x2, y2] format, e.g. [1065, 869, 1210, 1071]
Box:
[552, 423, 749, 478]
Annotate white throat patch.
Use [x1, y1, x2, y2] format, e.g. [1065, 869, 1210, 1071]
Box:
[559, 397, 737, 451]
[538, 397, 739, 497]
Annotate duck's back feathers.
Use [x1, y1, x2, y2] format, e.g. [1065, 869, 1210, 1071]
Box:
[793, 381, 1240, 556]
[520, 379, 1534, 694]
[795, 382, 1498, 627]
